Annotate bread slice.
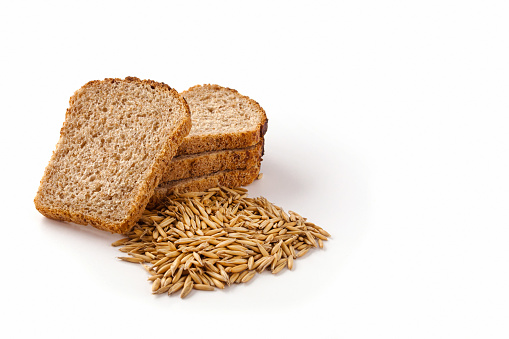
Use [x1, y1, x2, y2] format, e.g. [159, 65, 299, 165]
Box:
[176, 84, 268, 156]
[34, 77, 191, 234]
[162, 140, 264, 182]
[149, 166, 261, 208]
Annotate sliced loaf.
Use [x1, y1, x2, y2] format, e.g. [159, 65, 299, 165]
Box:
[176, 85, 268, 156]
[34, 77, 191, 234]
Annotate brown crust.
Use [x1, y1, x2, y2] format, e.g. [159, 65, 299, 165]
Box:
[148, 165, 261, 209]
[161, 140, 264, 182]
[34, 77, 192, 234]
[176, 84, 268, 156]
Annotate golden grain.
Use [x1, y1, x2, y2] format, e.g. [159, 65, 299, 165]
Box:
[288, 255, 294, 270]
[168, 281, 184, 295]
[272, 262, 286, 274]
[199, 251, 219, 259]
[216, 239, 236, 248]
[296, 248, 310, 258]
[206, 271, 228, 283]
[163, 251, 180, 259]
[210, 277, 225, 289]
[111, 238, 130, 247]
[256, 256, 274, 273]
[218, 265, 230, 285]
[194, 284, 215, 291]
[115, 186, 330, 299]
[200, 274, 213, 286]
[218, 250, 248, 257]
[189, 270, 203, 284]
[129, 253, 152, 262]
[152, 278, 161, 292]
[193, 252, 203, 266]
[145, 252, 156, 260]
[230, 264, 248, 273]
[311, 231, 328, 241]
[241, 270, 256, 283]
[147, 274, 163, 282]
[118, 257, 144, 263]
[317, 228, 331, 238]
[271, 240, 283, 255]
[204, 261, 220, 274]
[219, 259, 248, 266]
[180, 279, 193, 299]
[155, 284, 172, 294]
[256, 242, 270, 257]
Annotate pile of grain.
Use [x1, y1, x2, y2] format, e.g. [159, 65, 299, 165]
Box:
[113, 186, 330, 298]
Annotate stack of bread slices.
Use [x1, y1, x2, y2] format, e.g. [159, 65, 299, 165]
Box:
[152, 84, 267, 206]
[34, 77, 267, 234]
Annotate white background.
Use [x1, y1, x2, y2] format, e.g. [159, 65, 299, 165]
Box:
[1, 1, 508, 338]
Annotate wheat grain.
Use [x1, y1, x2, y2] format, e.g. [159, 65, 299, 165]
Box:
[218, 264, 230, 285]
[115, 186, 330, 299]
[296, 248, 310, 258]
[152, 278, 161, 292]
[168, 281, 184, 295]
[206, 271, 228, 283]
[111, 238, 130, 247]
[118, 257, 144, 264]
[241, 270, 256, 283]
[272, 262, 286, 274]
[288, 255, 294, 270]
[230, 264, 248, 273]
[172, 266, 184, 284]
[210, 277, 225, 289]
[194, 284, 215, 291]
[147, 274, 163, 282]
[129, 253, 152, 262]
[216, 239, 236, 248]
[155, 284, 172, 294]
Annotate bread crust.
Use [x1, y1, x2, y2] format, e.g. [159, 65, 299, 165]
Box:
[148, 166, 261, 209]
[161, 140, 264, 182]
[34, 77, 191, 234]
[176, 84, 268, 156]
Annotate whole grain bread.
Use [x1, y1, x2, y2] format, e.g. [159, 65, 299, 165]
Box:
[34, 77, 191, 234]
[176, 85, 268, 156]
[162, 140, 264, 182]
[149, 166, 261, 208]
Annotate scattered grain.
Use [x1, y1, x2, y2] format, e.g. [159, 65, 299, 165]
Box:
[115, 186, 330, 299]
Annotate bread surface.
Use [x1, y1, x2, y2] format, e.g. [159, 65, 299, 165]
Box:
[34, 77, 191, 234]
[149, 166, 261, 208]
[176, 85, 268, 156]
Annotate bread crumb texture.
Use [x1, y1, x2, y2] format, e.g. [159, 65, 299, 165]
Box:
[185, 85, 263, 135]
[34, 77, 191, 233]
[177, 85, 268, 155]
